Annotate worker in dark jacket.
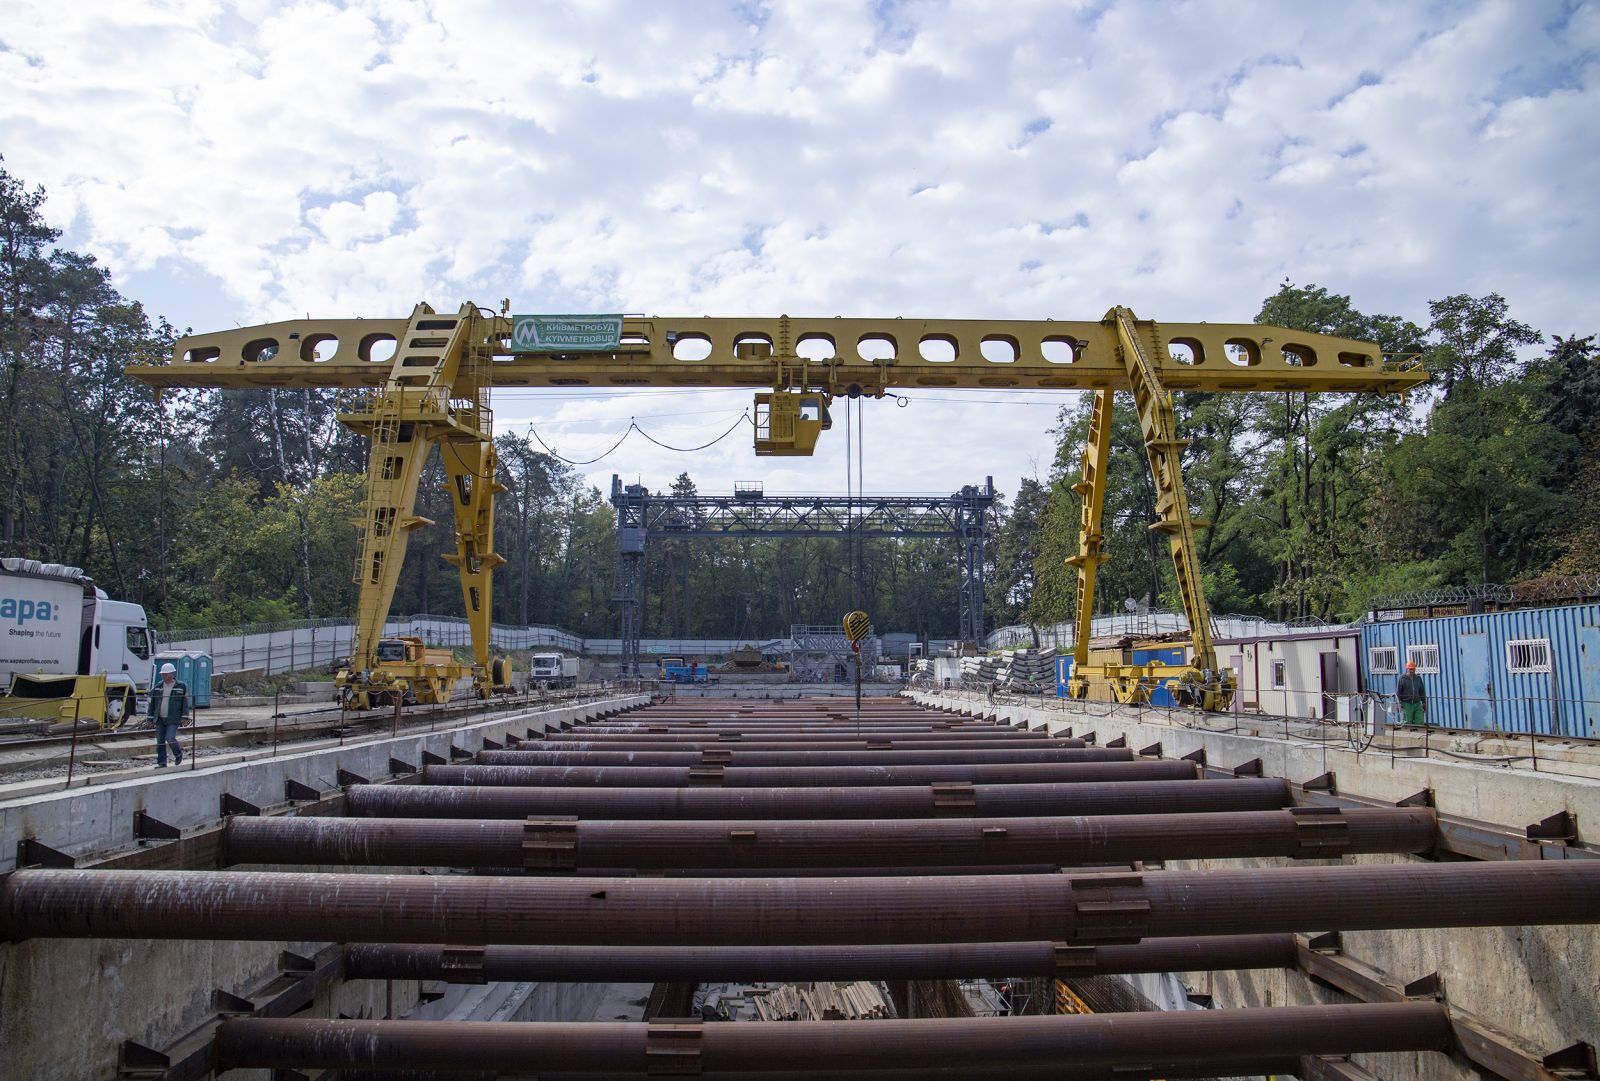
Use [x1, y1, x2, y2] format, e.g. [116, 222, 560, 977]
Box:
[147, 662, 189, 766]
[1396, 660, 1427, 726]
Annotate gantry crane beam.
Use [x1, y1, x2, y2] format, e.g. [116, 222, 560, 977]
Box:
[136, 311, 1422, 395]
[129, 305, 1425, 711]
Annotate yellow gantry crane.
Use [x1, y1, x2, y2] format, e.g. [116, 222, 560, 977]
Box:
[129, 304, 1425, 711]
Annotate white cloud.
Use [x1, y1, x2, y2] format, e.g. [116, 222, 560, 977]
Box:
[1, 0, 1596, 506]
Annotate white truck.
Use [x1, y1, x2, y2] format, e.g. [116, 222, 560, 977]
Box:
[1, 558, 154, 725]
[528, 652, 579, 689]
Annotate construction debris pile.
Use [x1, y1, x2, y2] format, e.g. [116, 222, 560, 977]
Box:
[741, 981, 894, 1021]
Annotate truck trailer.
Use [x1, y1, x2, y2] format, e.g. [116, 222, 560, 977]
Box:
[0, 558, 154, 726]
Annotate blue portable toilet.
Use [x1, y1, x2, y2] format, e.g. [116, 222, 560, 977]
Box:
[1056, 654, 1074, 697]
[152, 650, 213, 708]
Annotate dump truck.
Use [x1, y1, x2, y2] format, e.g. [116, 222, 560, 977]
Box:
[528, 652, 578, 689]
[0, 558, 154, 727]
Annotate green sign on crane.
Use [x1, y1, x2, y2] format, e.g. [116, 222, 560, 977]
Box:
[509, 314, 623, 352]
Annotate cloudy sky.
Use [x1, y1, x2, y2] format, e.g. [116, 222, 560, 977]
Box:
[3, 0, 1597, 504]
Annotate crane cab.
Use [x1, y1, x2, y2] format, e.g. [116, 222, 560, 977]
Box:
[753, 391, 831, 456]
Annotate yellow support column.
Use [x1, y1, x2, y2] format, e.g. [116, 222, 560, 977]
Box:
[337, 303, 500, 701]
[440, 434, 506, 695]
[1106, 307, 1232, 710]
[1065, 389, 1115, 701]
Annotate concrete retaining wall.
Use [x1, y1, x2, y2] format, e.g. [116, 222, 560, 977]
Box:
[909, 690, 1600, 1081]
[0, 695, 646, 1081]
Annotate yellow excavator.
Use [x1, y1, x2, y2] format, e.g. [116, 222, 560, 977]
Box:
[129, 304, 1425, 713]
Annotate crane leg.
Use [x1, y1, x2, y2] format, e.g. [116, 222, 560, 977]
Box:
[440, 436, 506, 697]
[1107, 308, 1232, 711]
[1065, 389, 1115, 701]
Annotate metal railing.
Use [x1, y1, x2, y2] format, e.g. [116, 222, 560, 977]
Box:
[917, 676, 1600, 745]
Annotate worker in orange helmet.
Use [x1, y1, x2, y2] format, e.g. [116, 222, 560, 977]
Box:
[1396, 659, 1427, 726]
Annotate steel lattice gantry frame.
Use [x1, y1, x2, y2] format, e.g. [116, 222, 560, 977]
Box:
[609, 476, 996, 675]
[129, 306, 1426, 709]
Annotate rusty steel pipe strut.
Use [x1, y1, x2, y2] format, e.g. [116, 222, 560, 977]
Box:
[347, 1063, 1308, 1081]
[534, 735, 1061, 749]
[553, 726, 1018, 738]
[472, 746, 1128, 767]
[359, 1065, 1308, 1081]
[546, 724, 1046, 737]
[344, 778, 1293, 820]
[422, 758, 1198, 788]
[344, 935, 1300, 983]
[212, 1004, 1451, 1073]
[7, 862, 1598, 945]
[222, 808, 1437, 871]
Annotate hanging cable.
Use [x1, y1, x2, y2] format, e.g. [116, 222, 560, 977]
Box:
[632, 411, 752, 452]
[857, 396, 866, 614]
[526, 411, 751, 467]
[527, 423, 633, 466]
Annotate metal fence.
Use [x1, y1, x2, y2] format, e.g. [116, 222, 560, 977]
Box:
[160, 618, 785, 677]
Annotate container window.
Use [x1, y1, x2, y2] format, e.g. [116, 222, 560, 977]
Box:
[1368, 646, 1398, 674]
[1505, 638, 1552, 674]
[1271, 659, 1287, 688]
[1406, 644, 1440, 674]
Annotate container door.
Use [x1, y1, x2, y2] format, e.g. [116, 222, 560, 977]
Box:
[1577, 625, 1600, 740]
[1458, 633, 1491, 729]
[1319, 651, 1340, 719]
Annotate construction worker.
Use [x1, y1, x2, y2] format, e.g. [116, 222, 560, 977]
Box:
[1396, 659, 1427, 726]
[147, 661, 189, 766]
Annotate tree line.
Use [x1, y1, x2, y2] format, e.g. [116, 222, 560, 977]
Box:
[986, 283, 1599, 634]
[4, 157, 1594, 645]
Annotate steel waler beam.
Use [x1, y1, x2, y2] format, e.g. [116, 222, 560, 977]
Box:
[211, 1005, 1452, 1074]
[470, 746, 1128, 766]
[220, 808, 1437, 871]
[343, 778, 1294, 820]
[6, 862, 1598, 945]
[343, 935, 1301, 983]
[420, 758, 1199, 788]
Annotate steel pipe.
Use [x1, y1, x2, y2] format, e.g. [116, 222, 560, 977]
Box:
[544, 735, 1056, 741]
[343, 935, 1300, 982]
[421, 759, 1198, 788]
[471, 746, 1129, 767]
[223, 808, 1437, 871]
[6, 862, 1597, 945]
[352, 1064, 1306, 1081]
[345, 778, 1292, 820]
[212, 1005, 1451, 1073]
[534, 735, 1060, 749]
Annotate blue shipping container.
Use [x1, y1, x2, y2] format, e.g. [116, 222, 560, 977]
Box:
[1359, 603, 1600, 737]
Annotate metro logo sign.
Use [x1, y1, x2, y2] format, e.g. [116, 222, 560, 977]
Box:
[509, 315, 624, 353]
